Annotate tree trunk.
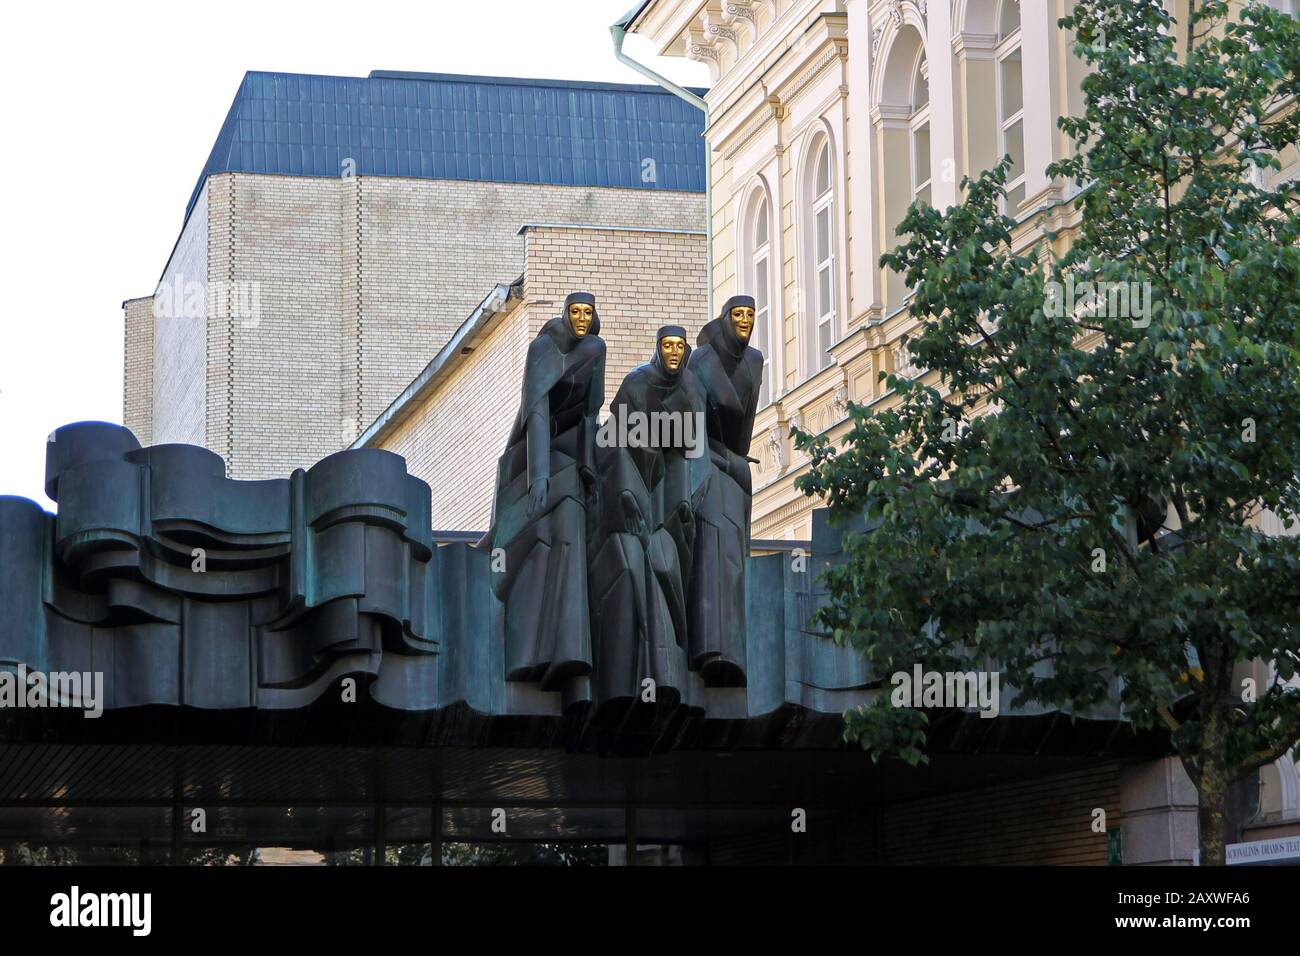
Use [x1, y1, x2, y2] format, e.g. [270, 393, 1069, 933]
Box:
[1196, 704, 1229, 866]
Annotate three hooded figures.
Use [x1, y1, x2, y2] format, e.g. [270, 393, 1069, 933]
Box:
[483, 292, 764, 718]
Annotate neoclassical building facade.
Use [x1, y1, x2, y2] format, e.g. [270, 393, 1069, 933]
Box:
[627, 0, 1300, 858]
[628, 0, 1298, 540]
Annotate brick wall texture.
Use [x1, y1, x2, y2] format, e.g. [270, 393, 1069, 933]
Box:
[378, 224, 708, 531]
[124, 171, 705, 480]
[122, 297, 155, 446]
[155, 179, 209, 448]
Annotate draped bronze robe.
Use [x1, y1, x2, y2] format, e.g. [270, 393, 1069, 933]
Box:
[589, 331, 707, 718]
[686, 296, 764, 687]
[485, 301, 604, 703]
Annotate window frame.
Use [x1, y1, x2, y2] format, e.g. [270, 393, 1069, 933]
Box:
[995, 2, 1025, 216]
[749, 189, 773, 407]
[810, 139, 836, 374]
[909, 48, 932, 208]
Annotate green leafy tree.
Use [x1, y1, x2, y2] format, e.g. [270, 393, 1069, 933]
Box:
[796, 0, 1300, 865]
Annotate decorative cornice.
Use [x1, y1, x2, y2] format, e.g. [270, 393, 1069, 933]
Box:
[686, 37, 720, 69]
[723, 96, 784, 160]
[705, 14, 740, 51]
[754, 494, 815, 527]
[870, 102, 912, 126]
[722, 1, 756, 29]
[952, 32, 999, 59]
[783, 42, 846, 106]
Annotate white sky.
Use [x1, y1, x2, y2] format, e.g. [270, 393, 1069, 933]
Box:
[0, 0, 708, 510]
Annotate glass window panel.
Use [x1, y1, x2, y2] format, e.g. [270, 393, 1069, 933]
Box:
[816, 207, 830, 262]
[999, 0, 1020, 38]
[818, 265, 832, 317]
[755, 201, 768, 245]
[913, 123, 931, 189]
[1006, 181, 1026, 215]
[1000, 51, 1023, 121]
[1005, 119, 1025, 180]
[917, 183, 932, 208]
[819, 318, 833, 361]
[815, 146, 830, 196]
[755, 257, 768, 310]
[912, 63, 929, 111]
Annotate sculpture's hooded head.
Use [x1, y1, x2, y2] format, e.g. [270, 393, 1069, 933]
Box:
[698, 294, 757, 365]
[564, 291, 599, 338]
[653, 325, 691, 378]
[543, 291, 601, 355]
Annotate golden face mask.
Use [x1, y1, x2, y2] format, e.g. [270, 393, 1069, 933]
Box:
[568, 302, 594, 337]
[659, 335, 687, 372]
[730, 305, 755, 342]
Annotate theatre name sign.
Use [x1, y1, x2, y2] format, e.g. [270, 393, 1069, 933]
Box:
[1222, 836, 1300, 866]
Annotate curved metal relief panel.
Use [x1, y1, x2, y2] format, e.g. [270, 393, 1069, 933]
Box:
[0, 421, 878, 738]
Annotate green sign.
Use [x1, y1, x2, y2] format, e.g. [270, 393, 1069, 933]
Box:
[1107, 826, 1122, 866]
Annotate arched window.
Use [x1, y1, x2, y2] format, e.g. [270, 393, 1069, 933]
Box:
[996, 0, 1025, 214]
[746, 187, 774, 406]
[910, 52, 932, 207]
[809, 138, 837, 372]
[876, 23, 928, 308]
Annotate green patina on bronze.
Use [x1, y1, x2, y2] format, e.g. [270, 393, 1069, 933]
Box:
[0, 418, 880, 749]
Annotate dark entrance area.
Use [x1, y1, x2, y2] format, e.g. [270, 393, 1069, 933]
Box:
[0, 710, 1168, 865]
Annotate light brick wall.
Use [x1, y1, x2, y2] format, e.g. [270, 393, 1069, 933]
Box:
[221, 173, 346, 479]
[122, 297, 154, 446]
[352, 178, 706, 433]
[205, 173, 234, 467]
[381, 301, 531, 532]
[152, 179, 209, 447]
[126, 171, 705, 481]
[520, 226, 709, 394]
[378, 225, 708, 531]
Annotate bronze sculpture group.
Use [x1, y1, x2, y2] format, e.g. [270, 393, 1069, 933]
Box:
[484, 292, 763, 719]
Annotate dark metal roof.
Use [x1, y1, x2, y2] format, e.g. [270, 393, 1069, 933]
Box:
[186, 69, 707, 222]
